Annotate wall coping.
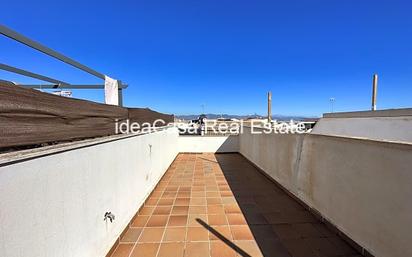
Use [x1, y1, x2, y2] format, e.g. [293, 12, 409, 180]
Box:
[323, 108, 412, 118]
[0, 126, 175, 167]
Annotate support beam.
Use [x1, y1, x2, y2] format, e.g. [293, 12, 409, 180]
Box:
[0, 63, 69, 85]
[17, 84, 128, 89]
[0, 24, 105, 80]
[117, 81, 124, 107]
[1, 24, 128, 106]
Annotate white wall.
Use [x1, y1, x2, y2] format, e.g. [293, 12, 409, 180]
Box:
[239, 127, 412, 257]
[3, 125, 411, 257]
[312, 116, 412, 143]
[178, 135, 239, 153]
[298, 135, 412, 257]
[0, 128, 179, 257]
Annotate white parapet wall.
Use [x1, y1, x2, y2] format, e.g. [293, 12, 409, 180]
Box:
[314, 108, 412, 143]
[178, 135, 239, 153]
[2, 122, 411, 257]
[0, 127, 179, 257]
[312, 116, 412, 143]
[239, 127, 412, 257]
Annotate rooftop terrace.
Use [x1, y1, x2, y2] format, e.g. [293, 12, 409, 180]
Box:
[1, 117, 411, 257]
[1, 25, 411, 257]
[109, 153, 358, 257]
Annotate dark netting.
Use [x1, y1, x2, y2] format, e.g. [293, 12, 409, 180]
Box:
[0, 83, 174, 149]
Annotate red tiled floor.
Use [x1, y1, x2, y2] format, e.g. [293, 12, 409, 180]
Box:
[158, 198, 174, 206]
[163, 227, 186, 242]
[224, 204, 242, 214]
[139, 228, 165, 243]
[172, 206, 189, 215]
[189, 206, 207, 214]
[140, 206, 155, 215]
[188, 214, 207, 227]
[210, 241, 236, 257]
[120, 228, 142, 243]
[190, 198, 207, 205]
[235, 241, 263, 257]
[130, 243, 159, 257]
[175, 198, 190, 206]
[186, 227, 209, 241]
[146, 215, 169, 227]
[153, 206, 172, 215]
[207, 198, 222, 205]
[208, 214, 228, 225]
[192, 191, 206, 197]
[110, 153, 359, 257]
[209, 226, 232, 241]
[227, 214, 247, 225]
[207, 204, 225, 214]
[184, 242, 209, 257]
[157, 242, 184, 257]
[168, 215, 188, 226]
[131, 215, 150, 227]
[111, 243, 134, 257]
[231, 225, 254, 240]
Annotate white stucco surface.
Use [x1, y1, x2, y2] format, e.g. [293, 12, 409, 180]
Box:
[0, 128, 179, 257]
[178, 135, 238, 153]
[239, 127, 412, 257]
[312, 116, 412, 143]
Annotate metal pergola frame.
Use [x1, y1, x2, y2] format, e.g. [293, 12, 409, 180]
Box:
[0, 24, 126, 106]
[15, 84, 128, 89]
[0, 63, 69, 85]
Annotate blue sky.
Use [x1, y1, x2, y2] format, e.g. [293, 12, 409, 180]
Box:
[1, 0, 411, 117]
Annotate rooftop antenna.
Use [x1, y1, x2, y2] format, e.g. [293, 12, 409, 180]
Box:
[371, 74, 378, 111]
[329, 97, 335, 113]
[267, 91, 272, 122]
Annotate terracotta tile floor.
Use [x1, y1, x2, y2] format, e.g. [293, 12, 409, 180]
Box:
[111, 153, 360, 257]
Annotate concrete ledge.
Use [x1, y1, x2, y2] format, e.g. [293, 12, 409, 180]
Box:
[312, 115, 412, 143]
[0, 126, 176, 167]
[323, 108, 412, 118]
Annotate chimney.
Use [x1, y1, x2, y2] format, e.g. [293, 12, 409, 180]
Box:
[268, 91, 272, 122]
[371, 74, 378, 111]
